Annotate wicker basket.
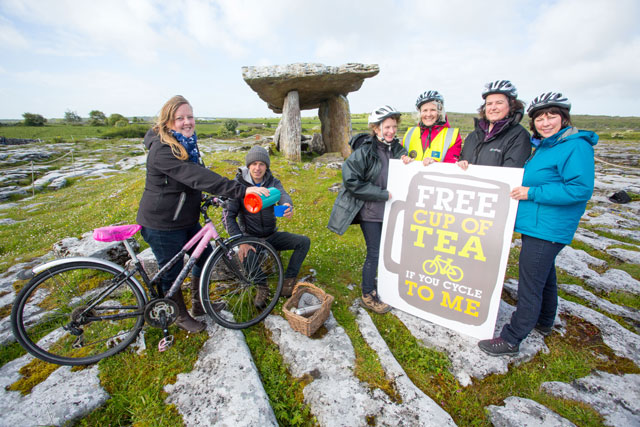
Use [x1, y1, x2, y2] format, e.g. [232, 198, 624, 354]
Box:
[282, 282, 334, 337]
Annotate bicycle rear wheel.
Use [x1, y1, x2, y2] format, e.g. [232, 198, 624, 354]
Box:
[201, 237, 283, 329]
[11, 260, 146, 366]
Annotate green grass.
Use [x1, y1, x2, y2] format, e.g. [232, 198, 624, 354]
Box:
[1, 132, 639, 425]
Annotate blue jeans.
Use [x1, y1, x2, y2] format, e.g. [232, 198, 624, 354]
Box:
[141, 224, 213, 293]
[265, 231, 310, 279]
[500, 234, 565, 345]
[360, 221, 382, 295]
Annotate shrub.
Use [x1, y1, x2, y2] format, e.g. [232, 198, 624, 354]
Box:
[115, 119, 129, 128]
[108, 113, 127, 126]
[64, 110, 82, 124]
[103, 125, 148, 139]
[224, 119, 239, 133]
[22, 113, 47, 126]
[88, 110, 107, 126]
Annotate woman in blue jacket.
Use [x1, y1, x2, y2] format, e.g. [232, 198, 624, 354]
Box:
[478, 92, 598, 356]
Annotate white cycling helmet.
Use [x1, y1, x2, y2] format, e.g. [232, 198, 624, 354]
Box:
[482, 79, 518, 99]
[527, 92, 571, 117]
[415, 90, 444, 110]
[368, 105, 401, 125]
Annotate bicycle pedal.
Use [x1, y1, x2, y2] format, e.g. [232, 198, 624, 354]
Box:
[158, 335, 174, 352]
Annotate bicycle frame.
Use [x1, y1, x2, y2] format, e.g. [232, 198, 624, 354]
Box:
[148, 221, 221, 299]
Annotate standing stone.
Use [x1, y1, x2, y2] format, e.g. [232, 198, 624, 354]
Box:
[280, 90, 302, 161]
[320, 95, 352, 158]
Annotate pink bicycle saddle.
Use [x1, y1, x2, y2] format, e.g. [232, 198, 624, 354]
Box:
[93, 224, 142, 242]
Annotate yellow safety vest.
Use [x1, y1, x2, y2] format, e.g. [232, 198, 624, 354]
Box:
[402, 126, 459, 161]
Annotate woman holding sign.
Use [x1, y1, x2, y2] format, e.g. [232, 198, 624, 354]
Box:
[328, 105, 409, 314]
[137, 95, 268, 333]
[478, 92, 598, 356]
[457, 80, 531, 169]
[402, 90, 462, 165]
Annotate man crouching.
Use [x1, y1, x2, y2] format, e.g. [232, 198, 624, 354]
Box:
[223, 145, 311, 307]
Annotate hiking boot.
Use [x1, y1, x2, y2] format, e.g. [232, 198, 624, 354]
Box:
[281, 277, 297, 298]
[361, 290, 391, 314]
[478, 337, 519, 356]
[169, 290, 206, 333]
[534, 324, 553, 336]
[254, 285, 269, 309]
[189, 276, 206, 317]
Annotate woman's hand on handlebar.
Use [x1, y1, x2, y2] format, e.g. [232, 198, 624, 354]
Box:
[246, 186, 270, 197]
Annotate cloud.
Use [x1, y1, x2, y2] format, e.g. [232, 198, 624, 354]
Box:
[0, 0, 638, 118]
[0, 14, 30, 49]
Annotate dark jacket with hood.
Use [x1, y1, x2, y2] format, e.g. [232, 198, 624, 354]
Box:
[223, 167, 293, 238]
[136, 128, 246, 230]
[459, 110, 531, 167]
[327, 134, 407, 235]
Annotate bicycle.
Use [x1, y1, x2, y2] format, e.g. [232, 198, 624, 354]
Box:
[422, 255, 464, 282]
[10, 195, 284, 366]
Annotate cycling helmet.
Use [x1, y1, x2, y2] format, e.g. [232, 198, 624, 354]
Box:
[527, 92, 571, 117]
[482, 79, 518, 99]
[368, 105, 401, 125]
[415, 90, 444, 110]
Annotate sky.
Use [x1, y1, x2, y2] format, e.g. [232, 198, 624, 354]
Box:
[1, 0, 639, 120]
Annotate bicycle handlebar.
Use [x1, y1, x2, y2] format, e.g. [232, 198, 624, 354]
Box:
[202, 194, 230, 210]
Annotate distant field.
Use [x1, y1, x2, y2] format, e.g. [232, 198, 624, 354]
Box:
[2, 113, 639, 142]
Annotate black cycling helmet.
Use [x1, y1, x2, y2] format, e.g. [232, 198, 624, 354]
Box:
[482, 79, 518, 99]
[527, 92, 572, 117]
[368, 105, 401, 125]
[415, 90, 444, 110]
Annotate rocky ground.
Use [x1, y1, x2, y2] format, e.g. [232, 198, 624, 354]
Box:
[0, 139, 638, 426]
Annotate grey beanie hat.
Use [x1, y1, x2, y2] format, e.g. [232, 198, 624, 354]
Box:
[245, 145, 270, 168]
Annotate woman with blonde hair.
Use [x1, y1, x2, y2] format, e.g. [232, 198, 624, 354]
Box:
[137, 95, 268, 333]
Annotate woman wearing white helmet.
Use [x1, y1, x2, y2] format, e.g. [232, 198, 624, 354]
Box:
[402, 90, 462, 165]
[478, 92, 598, 356]
[328, 105, 409, 314]
[458, 80, 531, 169]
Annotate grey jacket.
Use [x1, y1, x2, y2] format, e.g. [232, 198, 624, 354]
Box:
[223, 167, 292, 238]
[327, 135, 407, 235]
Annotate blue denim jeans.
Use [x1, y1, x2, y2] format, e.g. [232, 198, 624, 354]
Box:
[265, 231, 310, 279]
[141, 224, 213, 293]
[500, 234, 565, 345]
[360, 221, 383, 295]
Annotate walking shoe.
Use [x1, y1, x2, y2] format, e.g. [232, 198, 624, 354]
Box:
[254, 284, 269, 309]
[361, 291, 391, 314]
[281, 277, 297, 298]
[478, 337, 519, 356]
[169, 291, 206, 333]
[534, 324, 553, 336]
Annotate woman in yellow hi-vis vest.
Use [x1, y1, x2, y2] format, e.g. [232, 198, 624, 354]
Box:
[402, 90, 462, 165]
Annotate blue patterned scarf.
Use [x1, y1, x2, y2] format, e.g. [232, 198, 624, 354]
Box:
[171, 130, 200, 163]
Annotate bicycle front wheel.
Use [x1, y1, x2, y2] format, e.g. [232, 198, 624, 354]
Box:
[11, 260, 146, 366]
[201, 237, 283, 329]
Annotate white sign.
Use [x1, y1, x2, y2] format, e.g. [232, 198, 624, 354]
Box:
[379, 160, 523, 339]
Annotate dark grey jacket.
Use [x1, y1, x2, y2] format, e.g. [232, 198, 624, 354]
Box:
[223, 167, 292, 238]
[136, 129, 245, 230]
[459, 111, 531, 167]
[327, 135, 407, 235]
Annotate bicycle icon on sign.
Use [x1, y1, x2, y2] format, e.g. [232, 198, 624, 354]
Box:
[422, 255, 464, 282]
